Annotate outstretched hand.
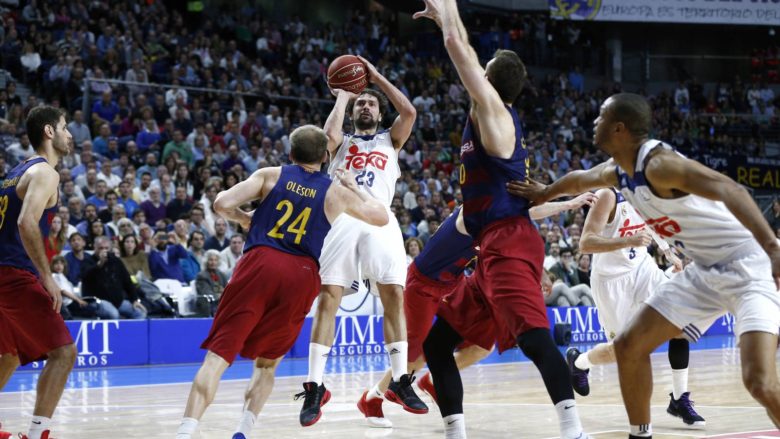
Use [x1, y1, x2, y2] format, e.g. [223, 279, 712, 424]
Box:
[413, 0, 443, 27]
[506, 178, 550, 205]
[568, 192, 599, 209]
[335, 168, 360, 192]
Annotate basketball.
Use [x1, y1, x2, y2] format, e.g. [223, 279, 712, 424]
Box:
[327, 55, 368, 94]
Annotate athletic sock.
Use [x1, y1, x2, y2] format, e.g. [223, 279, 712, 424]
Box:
[366, 383, 384, 401]
[27, 416, 50, 439]
[175, 417, 198, 439]
[574, 351, 594, 370]
[443, 414, 467, 439]
[234, 410, 256, 436]
[306, 343, 331, 384]
[630, 423, 652, 437]
[386, 341, 408, 381]
[554, 399, 583, 439]
[672, 368, 689, 400]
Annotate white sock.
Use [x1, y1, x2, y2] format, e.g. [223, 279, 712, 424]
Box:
[234, 410, 256, 436]
[443, 414, 467, 439]
[574, 351, 594, 370]
[386, 341, 408, 381]
[366, 383, 384, 401]
[672, 368, 688, 400]
[175, 417, 198, 439]
[306, 343, 331, 384]
[630, 423, 652, 437]
[27, 416, 50, 439]
[554, 399, 584, 439]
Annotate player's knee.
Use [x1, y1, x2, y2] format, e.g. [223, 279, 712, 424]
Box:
[49, 343, 77, 366]
[516, 328, 556, 361]
[0, 354, 19, 369]
[316, 290, 341, 314]
[743, 370, 780, 404]
[613, 332, 643, 361]
[423, 338, 449, 369]
[378, 285, 403, 308]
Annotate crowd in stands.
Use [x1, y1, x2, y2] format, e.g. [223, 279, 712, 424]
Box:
[0, 1, 778, 318]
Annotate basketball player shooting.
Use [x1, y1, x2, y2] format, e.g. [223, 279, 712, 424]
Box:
[509, 93, 780, 437]
[299, 55, 425, 426]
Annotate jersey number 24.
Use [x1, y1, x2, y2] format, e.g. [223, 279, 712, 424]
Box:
[267, 200, 311, 244]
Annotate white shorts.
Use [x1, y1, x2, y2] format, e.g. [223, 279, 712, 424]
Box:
[592, 256, 670, 340]
[319, 211, 407, 293]
[647, 246, 780, 339]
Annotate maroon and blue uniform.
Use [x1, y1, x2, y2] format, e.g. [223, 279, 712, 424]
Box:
[459, 107, 530, 238]
[202, 165, 333, 363]
[438, 106, 547, 353]
[405, 207, 477, 359]
[0, 157, 73, 364]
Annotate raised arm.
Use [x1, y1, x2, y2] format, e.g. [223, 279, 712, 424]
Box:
[579, 188, 651, 254]
[323, 90, 356, 156]
[414, 0, 514, 158]
[644, 151, 780, 285]
[529, 192, 598, 220]
[213, 167, 277, 229]
[18, 165, 62, 310]
[325, 169, 388, 227]
[507, 160, 620, 205]
[357, 56, 416, 150]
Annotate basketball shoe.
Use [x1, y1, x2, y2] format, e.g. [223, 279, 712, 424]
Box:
[296, 382, 331, 427]
[417, 372, 438, 404]
[231, 435, 246, 439]
[0, 422, 9, 439]
[384, 374, 428, 414]
[667, 392, 706, 427]
[566, 347, 590, 396]
[357, 391, 393, 428]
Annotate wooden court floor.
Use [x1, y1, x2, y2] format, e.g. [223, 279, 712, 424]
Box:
[0, 348, 778, 438]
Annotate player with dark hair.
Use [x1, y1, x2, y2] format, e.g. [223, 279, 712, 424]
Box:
[175, 125, 390, 439]
[414, 1, 591, 438]
[299, 56, 423, 426]
[509, 92, 780, 437]
[0, 106, 77, 439]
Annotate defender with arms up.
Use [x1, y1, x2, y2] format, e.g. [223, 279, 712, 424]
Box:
[175, 125, 389, 439]
[414, 1, 591, 438]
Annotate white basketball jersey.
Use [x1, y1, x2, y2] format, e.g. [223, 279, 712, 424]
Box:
[328, 130, 400, 207]
[617, 140, 757, 267]
[592, 190, 650, 277]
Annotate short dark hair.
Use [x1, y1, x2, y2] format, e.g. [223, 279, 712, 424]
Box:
[290, 125, 328, 164]
[486, 49, 527, 104]
[347, 89, 388, 119]
[26, 106, 66, 150]
[605, 93, 652, 139]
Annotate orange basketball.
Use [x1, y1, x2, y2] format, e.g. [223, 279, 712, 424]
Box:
[327, 55, 368, 94]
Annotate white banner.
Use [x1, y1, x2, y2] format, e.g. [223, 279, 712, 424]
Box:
[549, 0, 780, 26]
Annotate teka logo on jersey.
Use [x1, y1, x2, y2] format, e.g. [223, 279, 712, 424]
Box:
[344, 145, 388, 171]
[645, 216, 682, 238]
[330, 315, 385, 356]
[460, 140, 474, 155]
[549, 306, 607, 343]
[618, 218, 646, 237]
